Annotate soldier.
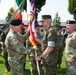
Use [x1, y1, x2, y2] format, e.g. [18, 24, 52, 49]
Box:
[35, 15, 58, 75]
[56, 27, 65, 69]
[0, 28, 11, 71]
[0, 29, 3, 54]
[1, 30, 11, 72]
[26, 25, 43, 75]
[65, 20, 76, 75]
[4, 18, 35, 75]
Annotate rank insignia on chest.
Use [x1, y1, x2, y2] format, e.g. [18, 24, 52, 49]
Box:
[13, 39, 19, 45]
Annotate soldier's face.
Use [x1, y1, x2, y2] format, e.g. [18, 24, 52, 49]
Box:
[41, 20, 50, 29]
[58, 29, 62, 33]
[15, 25, 22, 33]
[66, 24, 75, 33]
[35, 27, 40, 35]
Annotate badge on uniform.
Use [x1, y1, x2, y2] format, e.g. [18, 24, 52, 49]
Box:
[13, 39, 19, 45]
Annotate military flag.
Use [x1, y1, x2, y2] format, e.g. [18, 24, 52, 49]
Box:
[27, 0, 36, 46]
[27, 0, 41, 75]
[13, 0, 24, 31]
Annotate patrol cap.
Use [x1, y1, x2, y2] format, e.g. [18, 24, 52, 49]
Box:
[40, 15, 52, 22]
[10, 18, 22, 26]
[66, 20, 76, 24]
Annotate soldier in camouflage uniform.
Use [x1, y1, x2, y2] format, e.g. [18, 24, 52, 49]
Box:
[1, 30, 11, 71]
[26, 25, 43, 75]
[0, 42, 2, 54]
[56, 27, 65, 69]
[0, 29, 3, 54]
[0, 28, 11, 71]
[35, 15, 58, 75]
[65, 20, 76, 75]
[5, 18, 35, 75]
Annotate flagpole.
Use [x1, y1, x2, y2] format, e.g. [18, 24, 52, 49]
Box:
[35, 50, 41, 75]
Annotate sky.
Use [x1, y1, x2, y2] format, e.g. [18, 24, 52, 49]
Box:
[0, 0, 73, 22]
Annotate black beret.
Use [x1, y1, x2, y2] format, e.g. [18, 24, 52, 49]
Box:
[40, 15, 52, 22]
[10, 18, 22, 26]
[66, 20, 76, 24]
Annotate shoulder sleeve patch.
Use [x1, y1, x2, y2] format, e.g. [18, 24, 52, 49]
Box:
[11, 37, 19, 45]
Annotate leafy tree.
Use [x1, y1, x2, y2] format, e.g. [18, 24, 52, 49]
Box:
[1, 7, 14, 43]
[68, 0, 76, 20]
[53, 12, 61, 28]
[5, 7, 13, 23]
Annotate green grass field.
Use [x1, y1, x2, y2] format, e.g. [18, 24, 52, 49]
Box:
[0, 52, 66, 75]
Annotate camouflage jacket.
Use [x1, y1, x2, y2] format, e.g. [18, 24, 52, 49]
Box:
[35, 34, 43, 55]
[5, 29, 30, 63]
[65, 31, 76, 62]
[42, 27, 58, 60]
[57, 34, 64, 49]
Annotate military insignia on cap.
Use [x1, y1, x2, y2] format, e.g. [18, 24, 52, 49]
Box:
[67, 20, 69, 24]
[66, 20, 76, 24]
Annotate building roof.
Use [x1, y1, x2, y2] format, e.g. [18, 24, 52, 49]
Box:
[61, 22, 66, 26]
[0, 20, 66, 26]
[0, 19, 6, 24]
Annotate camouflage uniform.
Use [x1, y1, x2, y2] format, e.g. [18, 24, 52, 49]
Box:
[0, 29, 10, 71]
[57, 34, 64, 68]
[0, 35, 2, 54]
[19, 33, 27, 71]
[65, 31, 76, 75]
[5, 29, 30, 75]
[2, 48, 11, 71]
[0, 29, 3, 54]
[0, 30, 11, 71]
[26, 34, 43, 75]
[42, 27, 58, 75]
[0, 44, 2, 54]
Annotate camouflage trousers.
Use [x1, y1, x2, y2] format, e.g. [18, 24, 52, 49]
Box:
[66, 62, 76, 75]
[43, 59, 57, 75]
[57, 48, 64, 65]
[2, 51, 10, 71]
[8, 59, 24, 75]
[30, 58, 43, 75]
